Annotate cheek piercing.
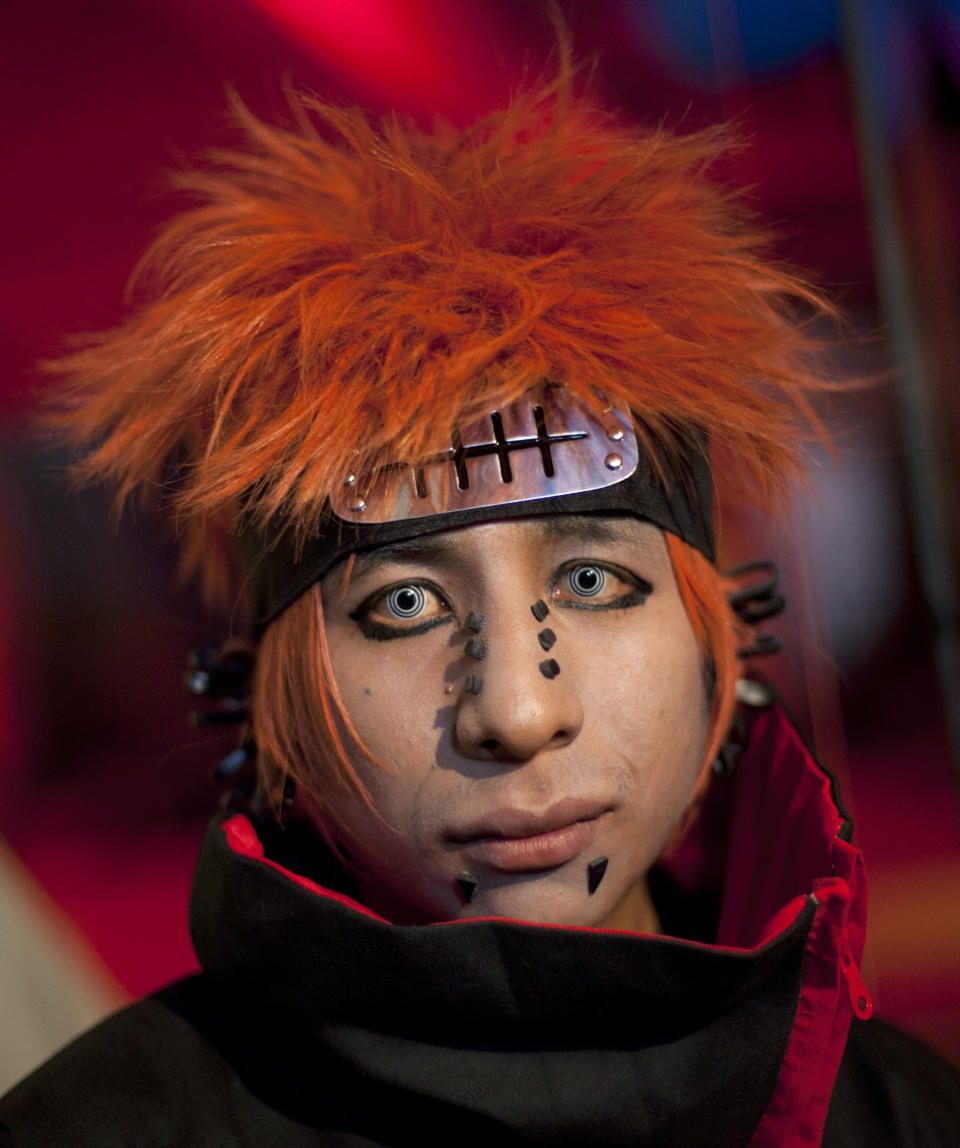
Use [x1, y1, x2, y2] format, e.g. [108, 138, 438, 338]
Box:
[539, 658, 560, 679]
[531, 599, 550, 622]
[537, 628, 556, 652]
[465, 673, 483, 695]
[465, 611, 485, 633]
[587, 856, 609, 895]
[464, 637, 486, 661]
[457, 872, 479, 903]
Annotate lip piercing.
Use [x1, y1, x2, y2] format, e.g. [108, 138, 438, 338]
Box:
[465, 673, 483, 695]
[537, 628, 556, 652]
[457, 872, 478, 903]
[531, 599, 550, 622]
[539, 658, 560, 679]
[464, 637, 486, 661]
[587, 856, 608, 894]
[465, 611, 485, 633]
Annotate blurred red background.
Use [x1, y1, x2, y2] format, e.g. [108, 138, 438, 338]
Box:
[1, 0, 958, 1082]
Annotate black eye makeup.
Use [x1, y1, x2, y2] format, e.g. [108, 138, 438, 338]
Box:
[549, 560, 652, 611]
[349, 580, 455, 641]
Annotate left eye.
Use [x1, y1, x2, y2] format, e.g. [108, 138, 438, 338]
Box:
[384, 585, 427, 618]
[567, 565, 606, 598]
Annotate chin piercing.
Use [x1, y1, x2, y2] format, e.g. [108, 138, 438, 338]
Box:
[465, 611, 485, 633]
[457, 872, 479, 903]
[464, 637, 486, 661]
[531, 599, 550, 622]
[537, 628, 556, 651]
[539, 658, 560, 679]
[465, 673, 483, 695]
[587, 856, 608, 895]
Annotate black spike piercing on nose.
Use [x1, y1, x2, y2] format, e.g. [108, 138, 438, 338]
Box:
[531, 599, 550, 622]
[465, 611, 485, 633]
[457, 872, 479, 903]
[537, 628, 556, 652]
[587, 856, 609, 895]
[539, 659, 560, 680]
[464, 637, 486, 661]
[465, 674, 483, 695]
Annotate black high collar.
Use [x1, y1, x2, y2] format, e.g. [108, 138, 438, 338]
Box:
[188, 706, 856, 1145]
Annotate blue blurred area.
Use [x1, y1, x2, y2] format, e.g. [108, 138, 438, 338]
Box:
[641, 0, 838, 76]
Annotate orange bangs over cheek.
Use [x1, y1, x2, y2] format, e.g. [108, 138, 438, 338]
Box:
[664, 533, 747, 782]
[251, 585, 380, 840]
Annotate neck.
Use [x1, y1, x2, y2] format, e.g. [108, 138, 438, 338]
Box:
[599, 876, 661, 934]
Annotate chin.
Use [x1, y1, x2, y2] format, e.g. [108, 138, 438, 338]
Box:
[452, 869, 617, 929]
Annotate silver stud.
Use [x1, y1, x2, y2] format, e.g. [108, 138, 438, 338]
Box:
[606, 426, 624, 442]
[344, 474, 357, 487]
[604, 453, 623, 471]
[347, 497, 366, 513]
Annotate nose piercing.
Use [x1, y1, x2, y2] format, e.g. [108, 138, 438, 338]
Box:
[457, 872, 479, 903]
[465, 673, 483, 695]
[537, 628, 556, 651]
[531, 599, 550, 622]
[587, 856, 608, 894]
[539, 658, 560, 679]
[465, 611, 485, 633]
[465, 637, 486, 660]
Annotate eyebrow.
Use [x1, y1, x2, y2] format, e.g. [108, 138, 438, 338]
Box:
[535, 514, 647, 547]
[347, 514, 656, 583]
[349, 535, 462, 580]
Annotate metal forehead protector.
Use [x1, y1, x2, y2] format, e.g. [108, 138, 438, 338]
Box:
[328, 390, 638, 524]
[240, 385, 714, 631]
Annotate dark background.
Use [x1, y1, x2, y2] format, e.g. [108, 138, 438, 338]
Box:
[1, 0, 959, 1062]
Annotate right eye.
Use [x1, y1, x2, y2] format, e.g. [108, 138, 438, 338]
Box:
[349, 580, 454, 642]
[384, 585, 427, 619]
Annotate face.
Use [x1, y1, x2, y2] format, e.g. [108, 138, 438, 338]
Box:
[319, 515, 709, 929]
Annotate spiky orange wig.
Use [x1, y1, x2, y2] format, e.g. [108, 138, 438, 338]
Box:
[48, 77, 835, 814]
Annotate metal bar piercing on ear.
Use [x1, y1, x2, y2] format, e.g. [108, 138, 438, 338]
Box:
[587, 856, 609, 894]
[457, 873, 479, 903]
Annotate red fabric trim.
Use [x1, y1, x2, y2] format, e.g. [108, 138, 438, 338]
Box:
[221, 813, 809, 949]
[749, 844, 870, 1146]
[223, 814, 391, 923]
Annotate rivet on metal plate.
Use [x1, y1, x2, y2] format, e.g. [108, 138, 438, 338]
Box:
[604, 453, 623, 471]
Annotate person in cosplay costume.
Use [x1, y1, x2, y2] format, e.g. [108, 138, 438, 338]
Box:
[3, 80, 960, 1148]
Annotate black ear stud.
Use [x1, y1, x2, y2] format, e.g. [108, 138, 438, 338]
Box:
[539, 659, 560, 680]
[465, 674, 483, 695]
[587, 856, 609, 895]
[531, 599, 550, 622]
[457, 872, 479, 903]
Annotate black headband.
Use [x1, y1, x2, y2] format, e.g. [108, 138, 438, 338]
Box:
[239, 396, 714, 633]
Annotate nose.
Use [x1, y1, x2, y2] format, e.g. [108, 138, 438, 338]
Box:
[453, 614, 584, 763]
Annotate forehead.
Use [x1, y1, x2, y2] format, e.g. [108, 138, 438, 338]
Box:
[347, 514, 666, 579]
